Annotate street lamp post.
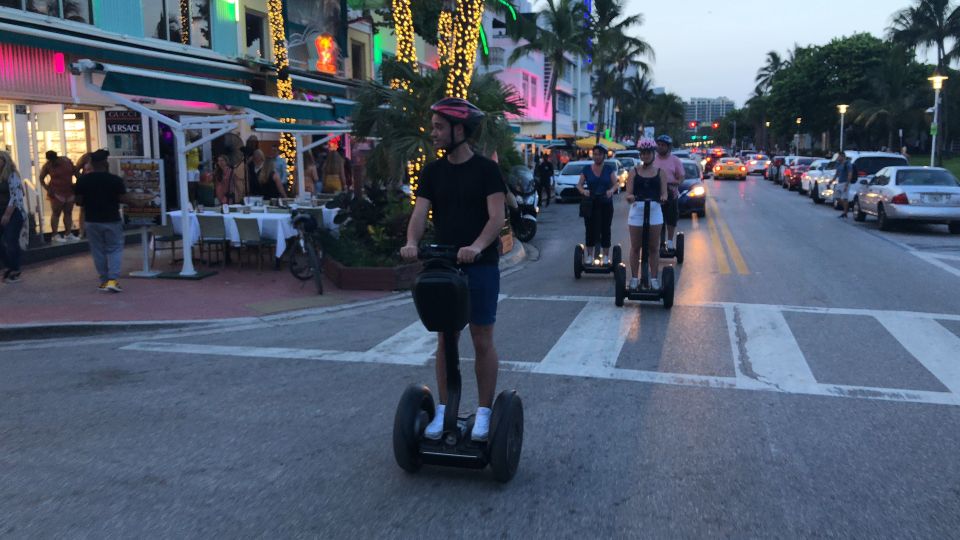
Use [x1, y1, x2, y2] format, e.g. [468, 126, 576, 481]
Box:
[795, 117, 802, 153]
[765, 121, 770, 152]
[837, 104, 848, 152]
[929, 74, 948, 167]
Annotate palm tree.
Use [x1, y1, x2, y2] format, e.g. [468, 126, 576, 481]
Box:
[647, 92, 685, 141]
[506, 0, 587, 139]
[617, 74, 655, 139]
[590, 0, 654, 141]
[754, 51, 785, 95]
[851, 46, 927, 150]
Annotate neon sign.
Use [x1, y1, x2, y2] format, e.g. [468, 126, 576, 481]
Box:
[314, 35, 337, 75]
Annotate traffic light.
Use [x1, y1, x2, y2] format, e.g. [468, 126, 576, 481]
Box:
[712, 122, 720, 129]
[688, 121, 698, 129]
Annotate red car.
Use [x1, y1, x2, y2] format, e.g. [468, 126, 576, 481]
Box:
[783, 157, 817, 191]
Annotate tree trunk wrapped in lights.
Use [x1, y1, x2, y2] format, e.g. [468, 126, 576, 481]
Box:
[445, 0, 485, 99]
[268, 0, 297, 187]
[437, 10, 453, 68]
[391, 0, 418, 91]
[179, 0, 190, 45]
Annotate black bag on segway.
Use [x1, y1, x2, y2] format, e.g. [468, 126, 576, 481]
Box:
[412, 260, 470, 333]
[578, 198, 593, 218]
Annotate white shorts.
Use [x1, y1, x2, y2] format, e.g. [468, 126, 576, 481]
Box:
[628, 201, 663, 227]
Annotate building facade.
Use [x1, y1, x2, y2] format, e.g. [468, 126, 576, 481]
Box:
[684, 97, 735, 126]
[0, 0, 368, 242]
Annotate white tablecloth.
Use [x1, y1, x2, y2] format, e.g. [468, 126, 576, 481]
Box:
[168, 211, 297, 259]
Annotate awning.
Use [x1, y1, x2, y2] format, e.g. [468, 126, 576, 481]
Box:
[252, 120, 352, 134]
[245, 95, 336, 122]
[575, 136, 626, 150]
[79, 61, 338, 122]
[291, 74, 350, 98]
[98, 63, 252, 108]
[0, 19, 254, 81]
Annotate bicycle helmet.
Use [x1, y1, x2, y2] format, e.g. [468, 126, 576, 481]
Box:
[655, 134, 673, 147]
[637, 137, 657, 151]
[592, 144, 608, 153]
[430, 97, 486, 151]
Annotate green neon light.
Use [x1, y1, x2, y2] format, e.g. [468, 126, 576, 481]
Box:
[498, 0, 518, 20]
[373, 33, 383, 66]
[479, 25, 489, 56]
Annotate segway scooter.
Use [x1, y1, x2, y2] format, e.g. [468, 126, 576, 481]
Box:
[392, 245, 524, 483]
[574, 194, 622, 279]
[658, 224, 685, 264]
[615, 200, 675, 309]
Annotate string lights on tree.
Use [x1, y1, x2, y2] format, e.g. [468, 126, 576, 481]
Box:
[390, 0, 418, 91]
[445, 0, 485, 99]
[267, 0, 297, 185]
[437, 10, 453, 67]
[179, 0, 191, 45]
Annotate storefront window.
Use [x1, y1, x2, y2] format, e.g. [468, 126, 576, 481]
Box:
[246, 11, 266, 58]
[18, 0, 92, 23]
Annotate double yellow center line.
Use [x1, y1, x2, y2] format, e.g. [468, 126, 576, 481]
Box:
[705, 197, 749, 275]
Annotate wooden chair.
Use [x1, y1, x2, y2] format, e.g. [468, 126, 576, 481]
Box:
[196, 214, 229, 267]
[150, 223, 182, 266]
[234, 217, 276, 272]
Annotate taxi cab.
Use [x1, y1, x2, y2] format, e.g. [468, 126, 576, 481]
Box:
[713, 157, 747, 181]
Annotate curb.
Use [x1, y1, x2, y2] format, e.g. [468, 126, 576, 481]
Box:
[1, 244, 531, 339]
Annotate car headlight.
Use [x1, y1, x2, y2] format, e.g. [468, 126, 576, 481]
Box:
[689, 185, 706, 197]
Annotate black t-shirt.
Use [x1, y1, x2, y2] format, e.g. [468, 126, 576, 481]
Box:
[535, 161, 554, 182]
[415, 154, 506, 266]
[75, 171, 126, 223]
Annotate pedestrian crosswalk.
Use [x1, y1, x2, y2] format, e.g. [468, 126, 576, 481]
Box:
[122, 295, 960, 408]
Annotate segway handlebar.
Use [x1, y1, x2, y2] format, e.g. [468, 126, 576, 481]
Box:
[417, 244, 481, 264]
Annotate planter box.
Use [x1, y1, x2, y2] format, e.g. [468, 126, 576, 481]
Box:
[323, 256, 422, 291]
[500, 225, 514, 255]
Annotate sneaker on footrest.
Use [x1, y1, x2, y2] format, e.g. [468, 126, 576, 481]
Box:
[471, 407, 492, 442]
[424, 404, 445, 440]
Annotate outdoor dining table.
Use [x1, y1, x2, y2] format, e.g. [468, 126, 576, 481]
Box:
[168, 209, 297, 259]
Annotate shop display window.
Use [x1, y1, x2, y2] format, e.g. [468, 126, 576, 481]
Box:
[18, 0, 93, 24]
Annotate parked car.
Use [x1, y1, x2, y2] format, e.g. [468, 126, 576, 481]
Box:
[783, 157, 817, 191]
[801, 159, 834, 196]
[678, 159, 707, 217]
[830, 151, 910, 210]
[765, 155, 786, 181]
[852, 166, 960, 232]
[672, 150, 691, 159]
[614, 150, 640, 161]
[745, 153, 770, 175]
[713, 157, 747, 180]
[554, 159, 623, 202]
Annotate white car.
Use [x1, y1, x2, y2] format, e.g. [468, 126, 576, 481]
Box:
[828, 151, 910, 209]
[554, 159, 623, 203]
[745, 153, 770, 174]
[852, 166, 960, 232]
[801, 159, 834, 196]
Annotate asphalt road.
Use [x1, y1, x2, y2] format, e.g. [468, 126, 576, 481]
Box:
[3, 172, 960, 538]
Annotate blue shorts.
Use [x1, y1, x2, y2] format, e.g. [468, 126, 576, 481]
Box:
[463, 264, 500, 326]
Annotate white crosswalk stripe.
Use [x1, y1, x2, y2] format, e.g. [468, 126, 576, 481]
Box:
[122, 296, 960, 408]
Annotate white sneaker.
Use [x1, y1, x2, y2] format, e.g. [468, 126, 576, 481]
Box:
[52, 234, 66, 243]
[471, 407, 492, 441]
[66, 233, 80, 242]
[650, 278, 660, 290]
[424, 404, 445, 440]
[629, 277, 638, 290]
[666, 240, 674, 250]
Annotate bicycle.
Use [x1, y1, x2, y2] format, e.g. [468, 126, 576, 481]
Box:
[288, 209, 324, 294]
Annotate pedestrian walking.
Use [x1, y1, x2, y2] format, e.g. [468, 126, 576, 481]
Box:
[534, 155, 554, 207]
[834, 151, 854, 219]
[0, 150, 25, 283]
[74, 149, 127, 292]
[38, 150, 78, 242]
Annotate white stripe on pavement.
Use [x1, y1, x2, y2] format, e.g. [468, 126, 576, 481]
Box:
[732, 304, 817, 391]
[874, 315, 960, 394]
[121, 341, 430, 366]
[534, 302, 632, 374]
[365, 321, 436, 364]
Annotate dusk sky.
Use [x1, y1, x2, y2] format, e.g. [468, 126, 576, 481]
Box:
[625, 0, 940, 105]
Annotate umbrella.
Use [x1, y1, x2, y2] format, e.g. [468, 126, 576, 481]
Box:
[575, 137, 626, 150]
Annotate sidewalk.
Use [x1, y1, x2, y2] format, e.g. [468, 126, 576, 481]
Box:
[0, 239, 527, 329]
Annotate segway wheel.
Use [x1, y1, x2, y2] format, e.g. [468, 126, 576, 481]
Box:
[488, 390, 524, 483]
[392, 384, 435, 473]
[612, 245, 622, 268]
[614, 263, 626, 307]
[675, 233, 685, 265]
[661, 266, 675, 309]
[574, 245, 584, 279]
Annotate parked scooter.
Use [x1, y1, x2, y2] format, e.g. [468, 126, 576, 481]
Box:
[506, 165, 539, 243]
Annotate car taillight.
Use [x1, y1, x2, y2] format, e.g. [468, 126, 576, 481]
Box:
[784, 168, 792, 177]
[739, 166, 746, 172]
[858, 170, 867, 177]
[714, 166, 720, 172]
[891, 193, 909, 205]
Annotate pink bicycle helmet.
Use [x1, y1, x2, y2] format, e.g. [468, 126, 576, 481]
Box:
[637, 137, 657, 151]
